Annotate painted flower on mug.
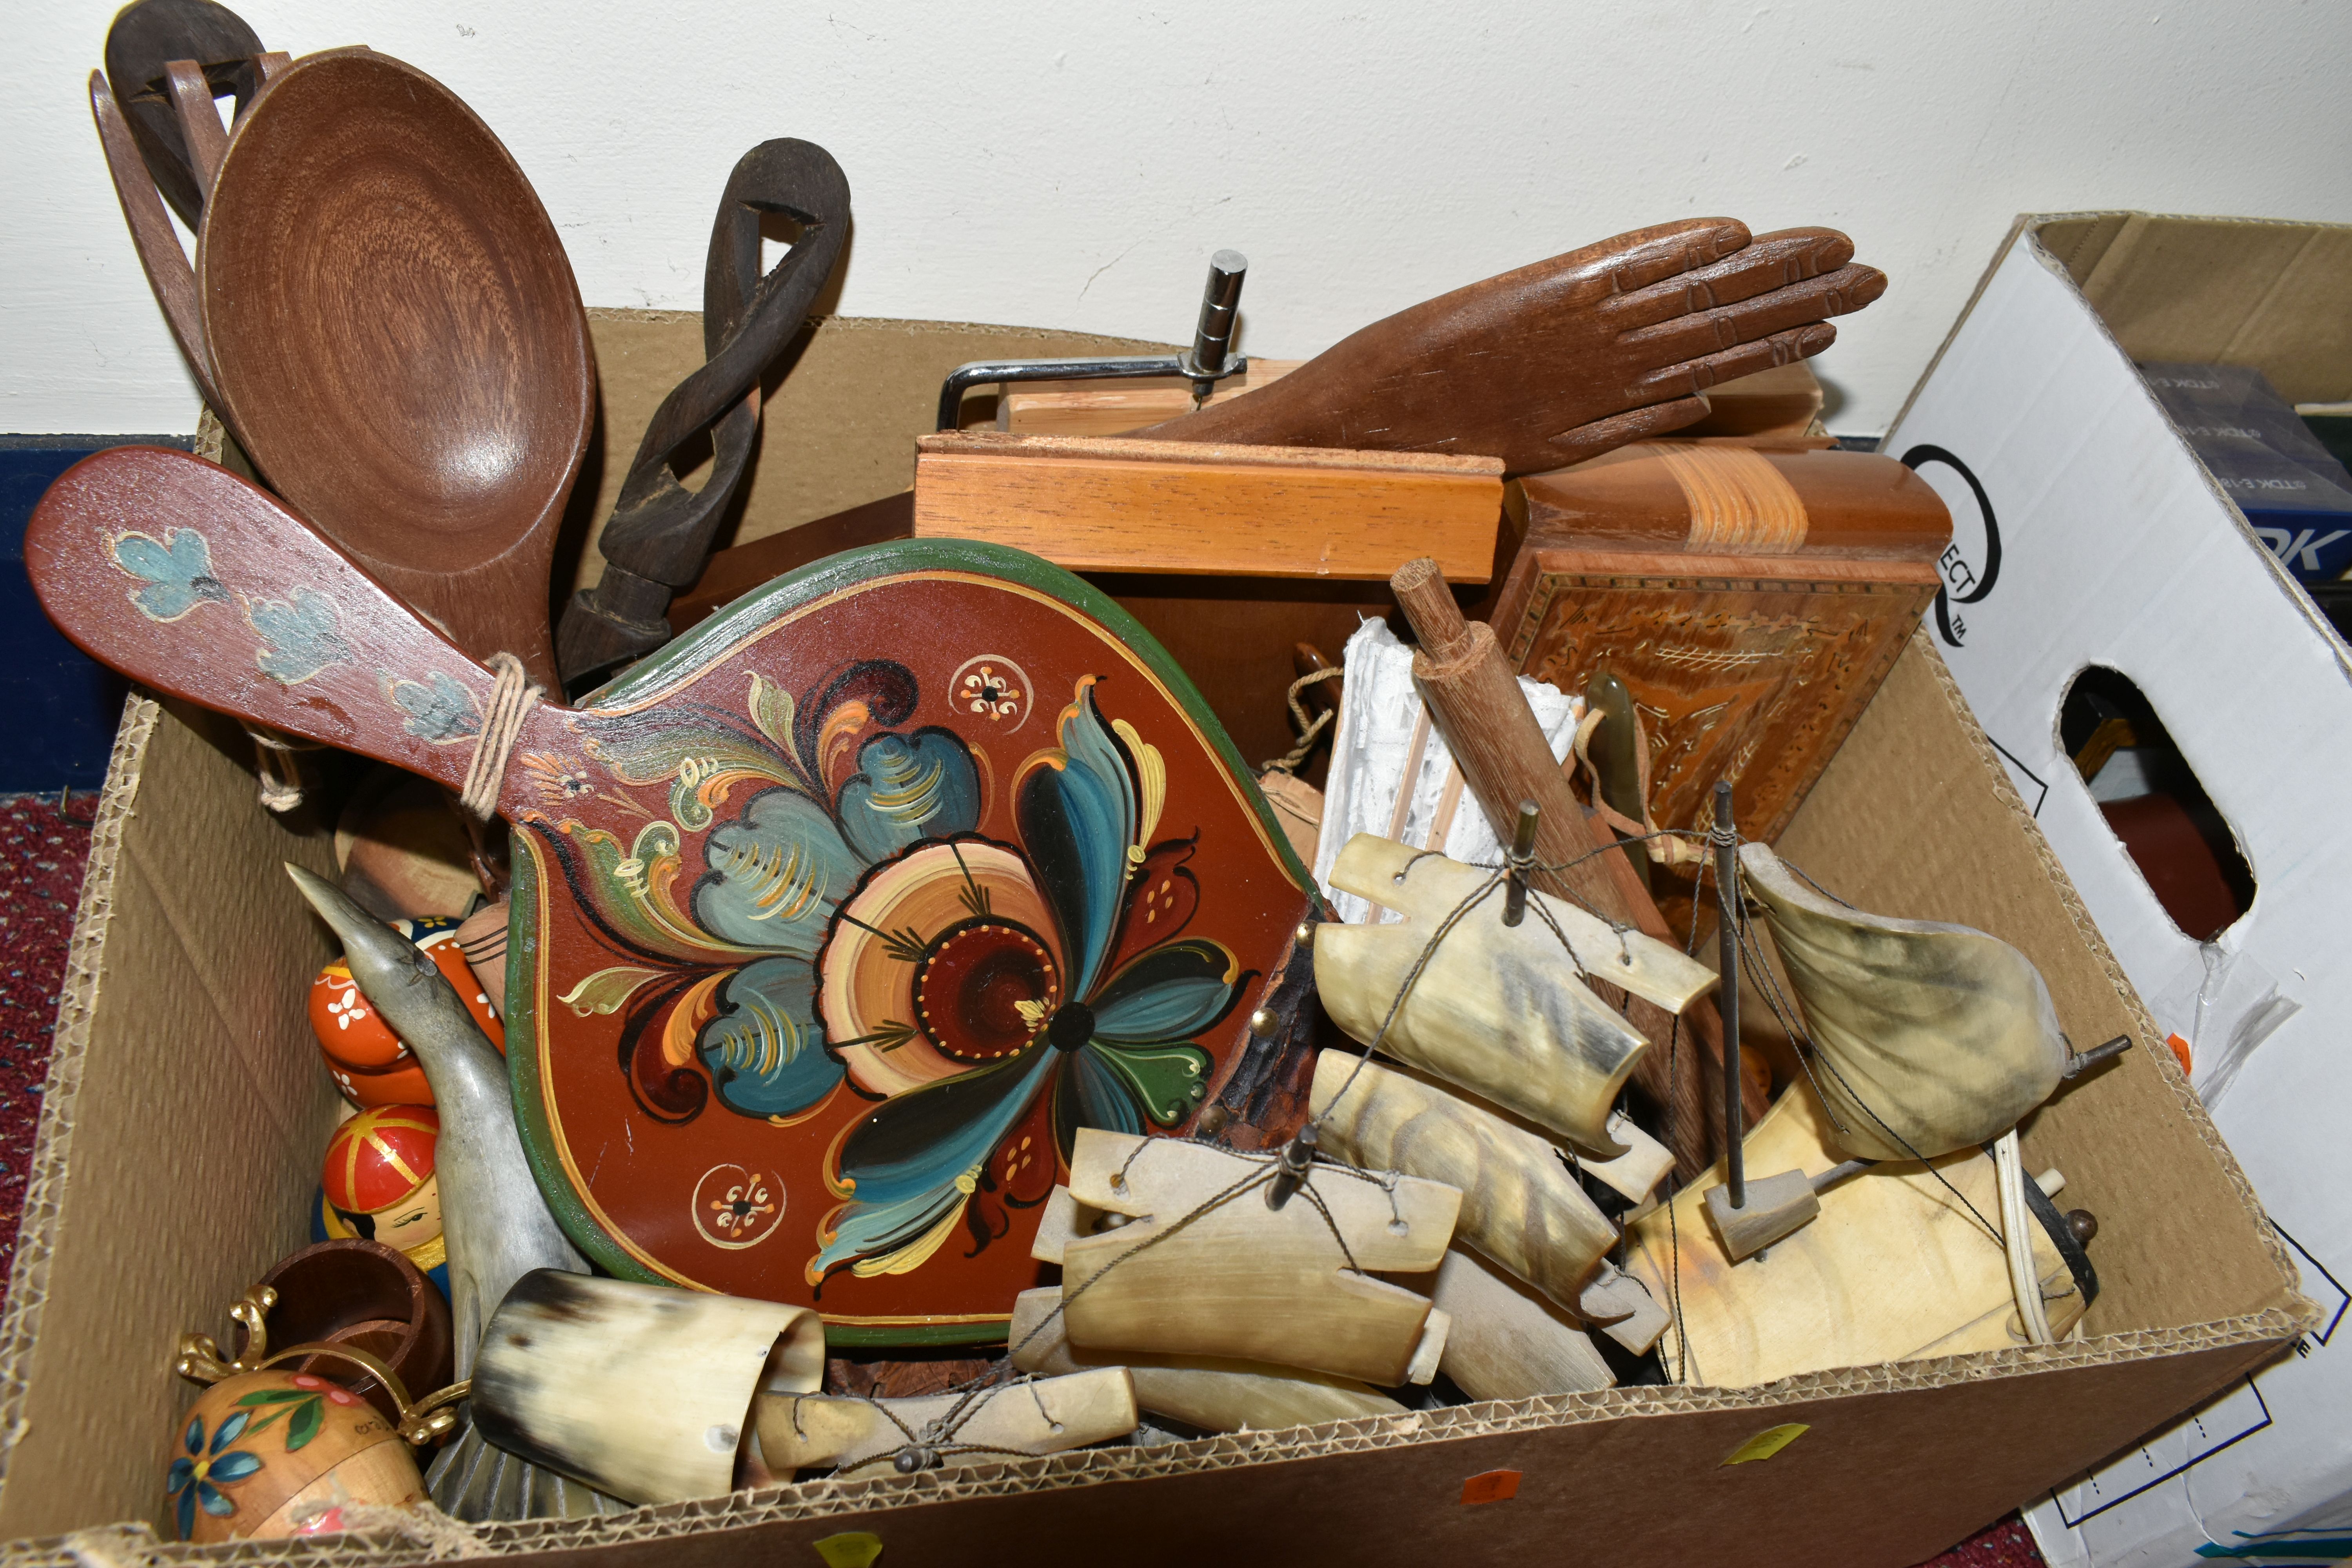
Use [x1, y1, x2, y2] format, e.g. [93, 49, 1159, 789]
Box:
[535, 661, 1245, 1279]
[167, 1410, 263, 1538]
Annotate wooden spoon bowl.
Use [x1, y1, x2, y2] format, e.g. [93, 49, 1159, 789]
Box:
[201, 49, 591, 685]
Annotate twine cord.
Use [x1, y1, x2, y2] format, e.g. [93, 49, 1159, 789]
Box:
[241, 723, 323, 813]
[974, 1136, 1421, 1471]
[459, 653, 543, 821]
[1259, 666, 1345, 775]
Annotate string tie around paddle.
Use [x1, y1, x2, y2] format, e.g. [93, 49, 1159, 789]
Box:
[459, 653, 543, 820]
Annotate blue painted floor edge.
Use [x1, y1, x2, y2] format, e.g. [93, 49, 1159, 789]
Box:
[1, 436, 195, 791]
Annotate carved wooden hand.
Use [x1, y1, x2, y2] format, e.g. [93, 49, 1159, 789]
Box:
[1137, 219, 1884, 475]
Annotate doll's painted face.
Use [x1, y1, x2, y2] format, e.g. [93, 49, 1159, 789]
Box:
[333, 1173, 442, 1249]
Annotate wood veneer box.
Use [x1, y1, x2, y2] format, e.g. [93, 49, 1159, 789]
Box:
[909, 431, 1503, 583]
[0, 632, 2310, 1568]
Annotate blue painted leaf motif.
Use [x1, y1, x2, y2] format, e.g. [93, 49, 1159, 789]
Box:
[249, 588, 353, 684]
[695, 955, 843, 1117]
[1088, 939, 1243, 1043]
[1017, 683, 1139, 1002]
[693, 788, 858, 957]
[835, 729, 982, 863]
[113, 529, 230, 622]
[814, 1047, 1060, 1279]
[1051, 944, 1233, 1156]
[211, 1410, 250, 1450]
[1056, 1048, 1148, 1144]
[208, 1451, 263, 1483]
[387, 671, 482, 742]
[176, 1489, 197, 1538]
[197, 1480, 237, 1517]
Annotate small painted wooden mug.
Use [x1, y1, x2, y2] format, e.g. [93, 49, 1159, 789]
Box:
[172, 1289, 466, 1543]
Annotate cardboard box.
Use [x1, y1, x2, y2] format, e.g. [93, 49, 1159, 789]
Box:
[1878, 213, 2352, 1566]
[0, 320, 2311, 1567]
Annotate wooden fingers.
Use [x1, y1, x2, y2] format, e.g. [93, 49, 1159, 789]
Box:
[1581, 217, 1757, 299]
[1601, 228, 1858, 331]
[1401, 218, 1760, 321]
[1625, 321, 1842, 405]
[1540, 396, 1714, 468]
[1619, 280, 1870, 381]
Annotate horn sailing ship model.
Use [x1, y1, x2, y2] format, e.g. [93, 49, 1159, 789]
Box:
[1286, 556, 2118, 1399]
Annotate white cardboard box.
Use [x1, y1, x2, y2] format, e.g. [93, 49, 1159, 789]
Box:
[1881, 212, 2352, 1567]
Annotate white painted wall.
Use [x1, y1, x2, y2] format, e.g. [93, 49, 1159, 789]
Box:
[10, 0, 2352, 437]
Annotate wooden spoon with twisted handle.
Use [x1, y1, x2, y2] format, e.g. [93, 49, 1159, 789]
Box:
[1138, 219, 1883, 476]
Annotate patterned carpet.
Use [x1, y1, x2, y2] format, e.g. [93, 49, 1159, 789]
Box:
[0, 792, 94, 1297]
[0, 788, 2043, 1564]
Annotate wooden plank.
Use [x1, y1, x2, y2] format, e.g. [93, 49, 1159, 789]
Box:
[911, 433, 1503, 581]
[1678, 362, 1826, 438]
[998, 359, 1304, 437]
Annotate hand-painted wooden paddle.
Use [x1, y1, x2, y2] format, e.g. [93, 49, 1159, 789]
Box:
[193, 48, 593, 689]
[31, 446, 1321, 1343]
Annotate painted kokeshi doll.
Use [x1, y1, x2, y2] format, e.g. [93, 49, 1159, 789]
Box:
[319, 1107, 445, 1288]
[167, 1370, 425, 1542]
[309, 915, 504, 1107]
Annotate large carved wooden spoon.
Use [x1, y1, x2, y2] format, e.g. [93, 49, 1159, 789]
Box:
[1136, 219, 1883, 476]
[196, 48, 593, 688]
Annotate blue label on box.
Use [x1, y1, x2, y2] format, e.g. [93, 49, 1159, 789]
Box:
[2140, 364, 2352, 583]
[2245, 510, 2352, 580]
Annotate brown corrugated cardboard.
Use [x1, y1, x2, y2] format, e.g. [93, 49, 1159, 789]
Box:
[2043, 216, 2352, 405]
[0, 702, 343, 1543]
[0, 319, 2310, 1567]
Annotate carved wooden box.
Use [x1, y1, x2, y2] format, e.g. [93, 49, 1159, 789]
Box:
[1490, 441, 1951, 933]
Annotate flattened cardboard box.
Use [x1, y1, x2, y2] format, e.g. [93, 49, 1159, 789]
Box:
[1879, 215, 2352, 1567]
[0, 320, 2311, 1568]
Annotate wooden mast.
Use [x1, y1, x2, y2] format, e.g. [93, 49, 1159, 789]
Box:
[1388, 557, 1766, 1175]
